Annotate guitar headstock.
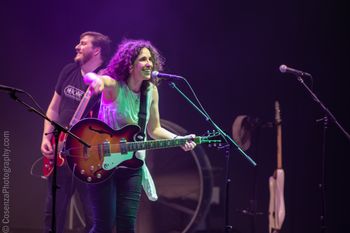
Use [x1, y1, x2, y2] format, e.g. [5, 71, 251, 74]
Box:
[204, 130, 220, 137]
[275, 100, 282, 125]
[200, 130, 222, 146]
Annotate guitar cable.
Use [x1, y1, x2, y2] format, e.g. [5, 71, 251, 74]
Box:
[29, 156, 48, 180]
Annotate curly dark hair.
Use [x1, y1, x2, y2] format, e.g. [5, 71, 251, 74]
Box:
[104, 39, 164, 85]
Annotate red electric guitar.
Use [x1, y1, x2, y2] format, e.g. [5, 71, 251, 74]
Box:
[42, 86, 93, 177]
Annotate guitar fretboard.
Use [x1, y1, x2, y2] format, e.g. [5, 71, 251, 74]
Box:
[108, 137, 204, 153]
[275, 100, 283, 169]
[126, 138, 193, 151]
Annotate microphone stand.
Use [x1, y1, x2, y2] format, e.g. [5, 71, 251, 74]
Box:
[4, 89, 90, 233]
[168, 82, 256, 233]
[295, 76, 350, 233]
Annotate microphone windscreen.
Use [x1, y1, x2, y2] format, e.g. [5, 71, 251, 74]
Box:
[279, 64, 287, 73]
[151, 71, 159, 79]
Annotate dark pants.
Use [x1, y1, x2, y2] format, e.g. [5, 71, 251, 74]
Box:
[43, 164, 92, 233]
[87, 168, 142, 233]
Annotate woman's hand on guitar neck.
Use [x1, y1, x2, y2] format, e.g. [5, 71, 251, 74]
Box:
[175, 134, 197, 151]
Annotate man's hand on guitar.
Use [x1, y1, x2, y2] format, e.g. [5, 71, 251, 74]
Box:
[176, 134, 197, 151]
[41, 138, 54, 159]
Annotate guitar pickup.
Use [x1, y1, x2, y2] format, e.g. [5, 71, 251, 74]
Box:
[98, 140, 111, 159]
[120, 138, 127, 154]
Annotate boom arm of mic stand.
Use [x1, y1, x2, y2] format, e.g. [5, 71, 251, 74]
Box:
[296, 76, 350, 141]
[9, 91, 91, 148]
[168, 82, 256, 166]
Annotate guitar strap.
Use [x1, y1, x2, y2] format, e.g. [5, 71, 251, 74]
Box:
[137, 81, 149, 141]
[82, 65, 104, 119]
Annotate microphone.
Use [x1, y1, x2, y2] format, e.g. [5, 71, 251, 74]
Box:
[151, 71, 184, 80]
[279, 64, 312, 77]
[0, 84, 25, 93]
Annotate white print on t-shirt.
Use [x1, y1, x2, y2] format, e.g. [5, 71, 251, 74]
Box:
[64, 85, 84, 101]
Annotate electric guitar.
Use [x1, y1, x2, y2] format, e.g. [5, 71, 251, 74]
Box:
[268, 100, 286, 233]
[64, 118, 221, 184]
[42, 86, 93, 177]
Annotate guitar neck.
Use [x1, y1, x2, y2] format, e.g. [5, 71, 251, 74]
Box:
[276, 122, 282, 169]
[275, 100, 283, 170]
[111, 137, 214, 153]
[69, 87, 92, 127]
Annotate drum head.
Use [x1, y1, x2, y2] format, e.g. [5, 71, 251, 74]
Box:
[136, 119, 213, 233]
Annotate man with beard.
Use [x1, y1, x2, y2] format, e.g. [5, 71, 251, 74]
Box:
[40, 31, 111, 233]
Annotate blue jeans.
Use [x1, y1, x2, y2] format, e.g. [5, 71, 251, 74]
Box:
[87, 168, 142, 233]
[43, 164, 93, 233]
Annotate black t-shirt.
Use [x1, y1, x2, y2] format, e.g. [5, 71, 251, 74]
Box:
[55, 63, 101, 127]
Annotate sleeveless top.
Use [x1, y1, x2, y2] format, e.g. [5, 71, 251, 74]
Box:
[98, 81, 158, 201]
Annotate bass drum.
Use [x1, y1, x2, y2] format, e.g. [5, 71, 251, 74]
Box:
[136, 119, 213, 233]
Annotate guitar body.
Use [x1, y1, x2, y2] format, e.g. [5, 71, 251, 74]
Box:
[268, 175, 276, 232]
[269, 169, 285, 233]
[42, 132, 66, 177]
[65, 118, 144, 184]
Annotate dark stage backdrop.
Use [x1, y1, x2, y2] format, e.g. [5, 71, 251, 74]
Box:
[0, 0, 349, 233]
